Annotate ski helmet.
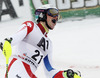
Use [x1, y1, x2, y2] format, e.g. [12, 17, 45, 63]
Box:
[35, 4, 59, 29]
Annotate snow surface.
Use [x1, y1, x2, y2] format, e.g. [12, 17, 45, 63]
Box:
[0, 1, 100, 77]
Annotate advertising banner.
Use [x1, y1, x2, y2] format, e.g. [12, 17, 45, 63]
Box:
[30, 0, 100, 21]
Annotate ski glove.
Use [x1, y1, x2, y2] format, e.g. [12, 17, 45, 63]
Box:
[53, 69, 81, 78]
[63, 69, 81, 78]
[0, 37, 13, 51]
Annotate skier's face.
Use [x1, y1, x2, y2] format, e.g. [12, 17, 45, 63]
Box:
[46, 14, 58, 30]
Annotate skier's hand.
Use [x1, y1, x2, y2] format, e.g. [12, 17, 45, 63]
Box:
[63, 69, 81, 78]
[0, 37, 13, 51]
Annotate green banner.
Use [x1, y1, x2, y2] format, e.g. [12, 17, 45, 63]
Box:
[30, 0, 100, 21]
[60, 6, 100, 19]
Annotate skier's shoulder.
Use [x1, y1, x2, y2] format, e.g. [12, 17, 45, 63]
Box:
[22, 21, 35, 27]
[22, 21, 37, 30]
[17, 21, 37, 35]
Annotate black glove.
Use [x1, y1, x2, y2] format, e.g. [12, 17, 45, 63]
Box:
[0, 37, 13, 51]
[63, 69, 81, 78]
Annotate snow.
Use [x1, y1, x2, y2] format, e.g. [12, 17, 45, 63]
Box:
[0, 1, 100, 77]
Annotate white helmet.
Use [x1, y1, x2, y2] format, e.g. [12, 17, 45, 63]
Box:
[35, 4, 59, 25]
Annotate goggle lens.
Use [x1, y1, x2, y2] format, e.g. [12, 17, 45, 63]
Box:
[47, 8, 59, 17]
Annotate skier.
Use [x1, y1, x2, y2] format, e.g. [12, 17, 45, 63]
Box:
[0, 4, 81, 78]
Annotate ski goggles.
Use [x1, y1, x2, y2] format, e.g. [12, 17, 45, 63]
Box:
[35, 8, 59, 17]
[47, 8, 59, 17]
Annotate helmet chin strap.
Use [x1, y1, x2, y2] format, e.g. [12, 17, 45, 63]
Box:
[45, 19, 56, 30]
[45, 20, 52, 30]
